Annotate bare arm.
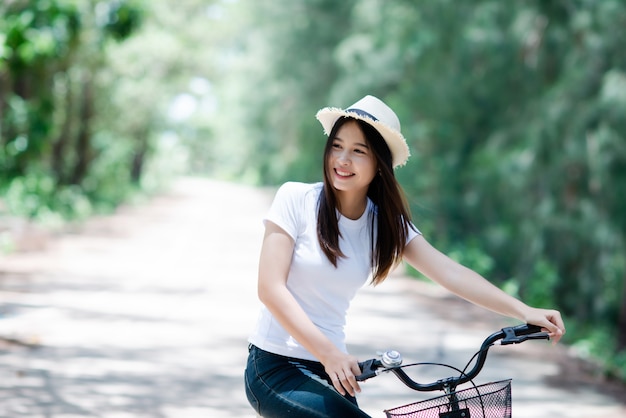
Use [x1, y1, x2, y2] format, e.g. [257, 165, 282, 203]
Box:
[257, 221, 362, 396]
[403, 235, 565, 342]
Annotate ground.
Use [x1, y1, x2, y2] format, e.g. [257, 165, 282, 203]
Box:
[0, 177, 624, 418]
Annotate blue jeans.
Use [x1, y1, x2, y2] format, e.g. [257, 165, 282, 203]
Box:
[245, 345, 372, 417]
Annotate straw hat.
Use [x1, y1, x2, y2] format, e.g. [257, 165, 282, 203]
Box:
[315, 95, 410, 168]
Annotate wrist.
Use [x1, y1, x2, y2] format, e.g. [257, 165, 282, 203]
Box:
[317, 345, 344, 365]
[515, 302, 534, 323]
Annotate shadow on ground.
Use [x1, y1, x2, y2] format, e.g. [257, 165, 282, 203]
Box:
[0, 177, 624, 418]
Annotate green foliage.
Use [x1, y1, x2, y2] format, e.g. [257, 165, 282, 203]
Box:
[206, 0, 626, 379]
[0, 0, 81, 177]
[503, 258, 559, 309]
[569, 323, 626, 381]
[2, 0, 626, 382]
[100, 0, 145, 41]
[0, 0, 182, 225]
[4, 170, 92, 223]
[208, 0, 356, 183]
[445, 241, 495, 279]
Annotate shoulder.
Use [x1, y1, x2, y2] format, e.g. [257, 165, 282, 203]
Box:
[266, 182, 321, 237]
[277, 181, 321, 194]
[275, 181, 322, 202]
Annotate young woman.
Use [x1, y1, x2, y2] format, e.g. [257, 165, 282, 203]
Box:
[244, 95, 565, 418]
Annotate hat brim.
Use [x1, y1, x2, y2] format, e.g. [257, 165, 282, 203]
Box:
[315, 107, 410, 168]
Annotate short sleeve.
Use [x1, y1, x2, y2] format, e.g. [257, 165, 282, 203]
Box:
[263, 182, 305, 240]
[406, 221, 421, 244]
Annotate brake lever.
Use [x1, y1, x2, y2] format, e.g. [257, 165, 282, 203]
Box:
[519, 333, 551, 342]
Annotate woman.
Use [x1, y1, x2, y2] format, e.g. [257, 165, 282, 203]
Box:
[245, 95, 565, 417]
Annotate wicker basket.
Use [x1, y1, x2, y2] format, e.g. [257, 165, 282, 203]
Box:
[384, 379, 512, 418]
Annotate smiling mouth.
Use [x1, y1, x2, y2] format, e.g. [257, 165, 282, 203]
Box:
[334, 168, 354, 178]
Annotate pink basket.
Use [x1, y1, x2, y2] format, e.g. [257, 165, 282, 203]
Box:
[384, 379, 512, 418]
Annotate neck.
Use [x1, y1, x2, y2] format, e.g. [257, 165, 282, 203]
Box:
[336, 190, 368, 220]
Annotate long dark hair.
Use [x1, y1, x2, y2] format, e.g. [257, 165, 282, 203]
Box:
[317, 116, 414, 285]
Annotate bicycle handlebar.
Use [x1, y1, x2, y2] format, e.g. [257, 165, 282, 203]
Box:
[357, 324, 549, 392]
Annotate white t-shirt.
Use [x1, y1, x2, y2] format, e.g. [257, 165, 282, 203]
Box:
[248, 182, 420, 361]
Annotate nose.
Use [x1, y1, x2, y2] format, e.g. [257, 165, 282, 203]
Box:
[337, 150, 350, 165]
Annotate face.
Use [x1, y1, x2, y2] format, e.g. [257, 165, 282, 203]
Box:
[326, 121, 378, 197]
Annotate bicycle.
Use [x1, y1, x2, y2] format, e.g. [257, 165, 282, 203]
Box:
[357, 323, 550, 418]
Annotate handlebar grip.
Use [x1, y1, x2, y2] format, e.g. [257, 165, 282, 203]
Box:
[511, 323, 543, 336]
[501, 324, 550, 345]
[357, 359, 381, 381]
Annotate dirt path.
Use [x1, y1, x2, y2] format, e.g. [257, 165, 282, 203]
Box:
[0, 177, 624, 418]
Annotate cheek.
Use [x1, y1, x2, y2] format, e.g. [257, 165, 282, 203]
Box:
[327, 149, 339, 163]
[366, 157, 378, 176]
[360, 160, 378, 182]
[324, 154, 334, 176]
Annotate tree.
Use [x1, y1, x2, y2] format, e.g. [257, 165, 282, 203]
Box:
[208, 0, 626, 373]
[0, 0, 149, 218]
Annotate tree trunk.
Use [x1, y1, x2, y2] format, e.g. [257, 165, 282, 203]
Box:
[618, 266, 626, 352]
[0, 74, 6, 146]
[51, 75, 74, 184]
[70, 77, 94, 185]
[130, 142, 146, 184]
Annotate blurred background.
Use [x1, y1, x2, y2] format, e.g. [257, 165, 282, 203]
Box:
[1, 0, 625, 388]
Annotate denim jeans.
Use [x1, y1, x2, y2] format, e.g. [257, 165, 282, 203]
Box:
[245, 345, 372, 418]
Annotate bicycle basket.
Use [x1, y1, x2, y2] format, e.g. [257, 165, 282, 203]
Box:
[384, 379, 512, 418]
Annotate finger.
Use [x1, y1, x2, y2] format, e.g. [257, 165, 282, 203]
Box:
[341, 371, 360, 396]
[553, 313, 566, 335]
[551, 324, 565, 344]
[346, 375, 360, 396]
[330, 374, 345, 396]
[349, 363, 362, 394]
[547, 312, 566, 332]
[541, 321, 559, 335]
[549, 327, 564, 344]
[542, 312, 566, 344]
[337, 372, 356, 397]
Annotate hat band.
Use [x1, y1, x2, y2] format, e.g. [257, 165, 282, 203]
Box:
[346, 108, 378, 122]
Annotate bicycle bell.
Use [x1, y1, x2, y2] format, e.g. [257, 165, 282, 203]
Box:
[381, 350, 403, 368]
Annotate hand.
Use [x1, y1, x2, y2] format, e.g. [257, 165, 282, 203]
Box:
[321, 350, 362, 397]
[523, 307, 566, 344]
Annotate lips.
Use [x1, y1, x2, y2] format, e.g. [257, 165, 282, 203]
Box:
[334, 168, 354, 178]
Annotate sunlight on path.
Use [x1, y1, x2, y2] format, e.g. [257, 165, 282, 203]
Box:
[0, 177, 624, 418]
[0, 178, 269, 417]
